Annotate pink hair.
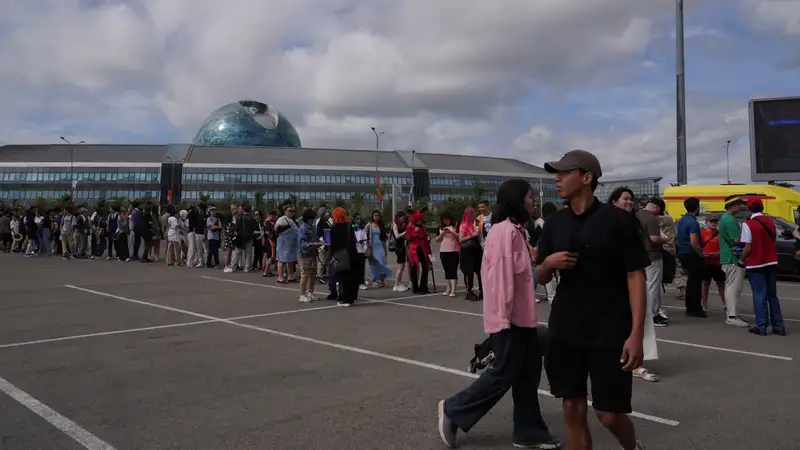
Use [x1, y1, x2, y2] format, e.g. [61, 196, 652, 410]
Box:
[460, 208, 476, 236]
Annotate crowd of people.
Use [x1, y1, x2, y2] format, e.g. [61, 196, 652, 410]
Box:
[0, 149, 791, 450]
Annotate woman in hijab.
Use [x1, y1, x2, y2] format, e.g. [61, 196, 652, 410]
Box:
[609, 187, 659, 383]
[329, 208, 359, 306]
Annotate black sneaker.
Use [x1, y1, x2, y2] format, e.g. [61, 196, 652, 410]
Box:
[653, 316, 668, 327]
[748, 326, 767, 336]
[437, 400, 457, 448]
[464, 291, 476, 301]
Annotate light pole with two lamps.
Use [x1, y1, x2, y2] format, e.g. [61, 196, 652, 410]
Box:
[60, 137, 85, 195]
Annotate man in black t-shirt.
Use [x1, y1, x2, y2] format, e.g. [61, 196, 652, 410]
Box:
[535, 150, 649, 450]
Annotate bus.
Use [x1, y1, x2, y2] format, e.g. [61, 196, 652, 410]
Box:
[662, 184, 800, 224]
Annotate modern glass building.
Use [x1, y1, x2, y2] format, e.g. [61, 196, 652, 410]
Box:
[595, 177, 663, 203]
[0, 143, 557, 207]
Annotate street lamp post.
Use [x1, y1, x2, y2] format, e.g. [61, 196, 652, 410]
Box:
[370, 127, 385, 208]
[676, 0, 688, 185]
[410, 150, 416, 207]
[725, 140, 732, 184]
[60, 137, 85, 195]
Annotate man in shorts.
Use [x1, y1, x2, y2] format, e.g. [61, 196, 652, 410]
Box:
[536, 150, 648, 450]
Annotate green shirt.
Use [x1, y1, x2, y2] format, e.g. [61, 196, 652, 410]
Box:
[718, 212, 740, 265]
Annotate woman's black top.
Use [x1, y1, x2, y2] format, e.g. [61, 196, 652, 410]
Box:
[330, 223, 357, 257]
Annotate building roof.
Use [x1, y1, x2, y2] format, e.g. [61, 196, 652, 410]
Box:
[413, 152, 550, 177]
[0, 143, 552, 177]
[0, 144, 166, 164]
[598, 176, 663, 185]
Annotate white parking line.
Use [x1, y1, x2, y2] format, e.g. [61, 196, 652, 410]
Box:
[662, 285, 800, 302]
[0, 375, 117, 449]
[660, 304, 800, 324]
[65, 284, 680, 427]
[203, 277, 793, 361]
[0, 304, 344, 350]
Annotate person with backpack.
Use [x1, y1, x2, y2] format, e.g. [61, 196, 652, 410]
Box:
[74, 209, 89, 258]
[315, 206, 332, 283]
[231, 203, 257, 272]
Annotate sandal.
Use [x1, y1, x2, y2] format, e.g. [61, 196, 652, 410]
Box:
[633, 367, 659, 382]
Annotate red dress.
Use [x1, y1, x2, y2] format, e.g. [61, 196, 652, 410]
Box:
[405, 224, 431, 269]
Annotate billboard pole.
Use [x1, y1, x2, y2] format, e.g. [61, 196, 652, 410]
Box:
[676, 0, 688, 185]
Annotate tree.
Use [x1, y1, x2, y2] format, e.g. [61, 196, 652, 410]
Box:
[31, 197, 49, 212]
[199, 192, 211, 203]
[350, 193, 365, 216]
[254, 191, 265, 212]
[54, 194, 74, 212]
[470, 180, 487, 205]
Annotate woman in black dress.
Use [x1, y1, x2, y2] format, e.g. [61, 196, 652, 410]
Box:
[329, 207, 359, 306]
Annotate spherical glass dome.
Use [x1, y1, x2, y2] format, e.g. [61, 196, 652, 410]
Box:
[192, 100, 302, 147]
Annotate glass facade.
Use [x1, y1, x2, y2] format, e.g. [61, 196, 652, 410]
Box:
[193, 101, 302, 147]
[428, 177, 558, 204]
[0, 189, 159, 201]
[182, 190, 405, 202]
[0, 166, 162, 202]
[0, 167, 159, 183]
[0, 163, 557, 207]
[181, 168, 411, 186]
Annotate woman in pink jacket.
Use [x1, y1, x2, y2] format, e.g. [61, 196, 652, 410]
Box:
[437, 179, 558, 449]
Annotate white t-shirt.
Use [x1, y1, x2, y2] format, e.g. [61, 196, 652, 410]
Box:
[354, 228, 369, 254]
[167, 216, 180, 242]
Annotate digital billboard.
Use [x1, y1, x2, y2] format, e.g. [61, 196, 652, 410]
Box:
[749, 96, 800, 181]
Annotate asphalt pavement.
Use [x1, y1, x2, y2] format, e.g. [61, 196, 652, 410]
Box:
[1, 251, 800, 450]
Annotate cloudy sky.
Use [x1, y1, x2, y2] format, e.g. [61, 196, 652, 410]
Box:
[1, 0, 798, 185]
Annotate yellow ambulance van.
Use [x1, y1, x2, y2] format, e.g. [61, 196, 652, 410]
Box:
[662, 184, 800, 224]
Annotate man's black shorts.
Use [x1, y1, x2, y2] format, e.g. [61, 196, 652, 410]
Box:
[544, 339, 632, 414]
[702, 264, 726, 283]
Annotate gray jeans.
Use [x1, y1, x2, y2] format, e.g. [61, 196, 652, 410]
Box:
[645, 258, 664, 315]
[231, 240, 254, 270]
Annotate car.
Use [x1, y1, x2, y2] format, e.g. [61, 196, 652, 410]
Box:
[696, 213, 799, 277]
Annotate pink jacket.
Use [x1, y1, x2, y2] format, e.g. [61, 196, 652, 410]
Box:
[480, 219, 538, 333]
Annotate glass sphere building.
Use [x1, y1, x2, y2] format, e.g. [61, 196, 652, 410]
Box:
[192, 100, 302, 147]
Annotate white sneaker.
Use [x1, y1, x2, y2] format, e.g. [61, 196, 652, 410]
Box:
[223, 267, 233, 273]
[659, 309, 669, 320]
[359, 284, 369, 291]
[442, 290, 451, 296]
[298, 295, 313, 303]
[448, 292, 456, 298]
[726, 316, 749, 328]
[393, 284, 408, 292]
[307, 293, 319, 301]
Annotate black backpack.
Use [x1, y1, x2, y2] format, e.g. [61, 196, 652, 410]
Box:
[240, 216, 256, 242]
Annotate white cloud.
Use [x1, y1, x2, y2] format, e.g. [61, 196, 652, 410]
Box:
[744, 0, 800, 35]
[0, 0, 796, 189]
